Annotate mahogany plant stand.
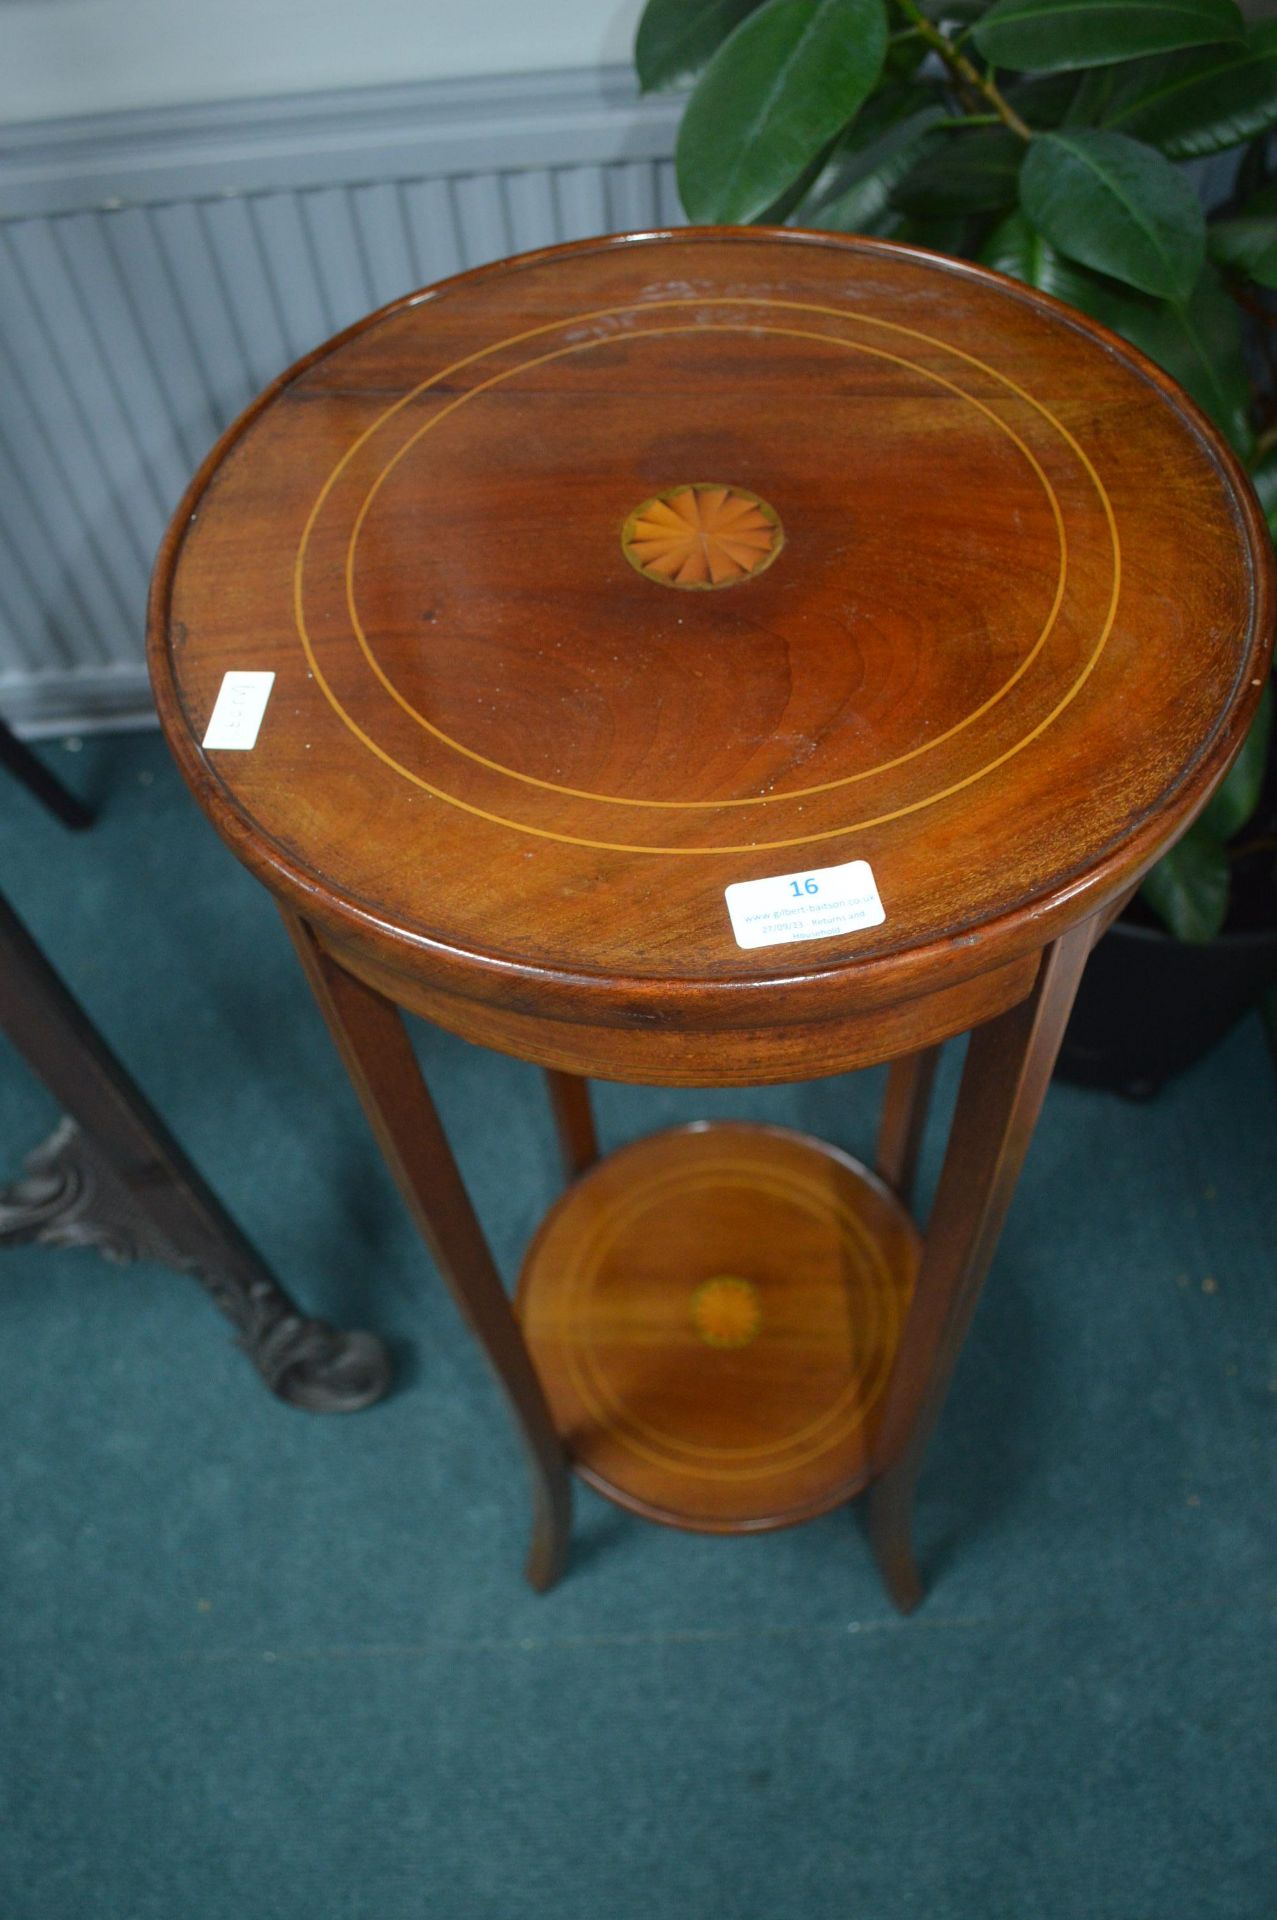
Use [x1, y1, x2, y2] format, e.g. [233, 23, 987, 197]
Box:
[148, 230, 1272, 1608]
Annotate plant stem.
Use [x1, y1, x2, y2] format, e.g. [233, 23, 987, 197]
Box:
[891, 0, 1032, 140]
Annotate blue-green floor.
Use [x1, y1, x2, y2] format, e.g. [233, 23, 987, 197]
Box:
[1, 732, 1274, 1919]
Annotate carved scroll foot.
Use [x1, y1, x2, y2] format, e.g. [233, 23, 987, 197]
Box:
[224, 1291, 393, 1414]
[0, 1118, 392, 1414]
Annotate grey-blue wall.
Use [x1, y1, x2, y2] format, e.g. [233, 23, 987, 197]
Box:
[0, 67, 683, 731]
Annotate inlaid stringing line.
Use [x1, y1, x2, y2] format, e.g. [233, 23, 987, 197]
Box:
[338, 324, 1070, 808]
[288, 294, 1122, 856]
[558, 1162, 901, 1472]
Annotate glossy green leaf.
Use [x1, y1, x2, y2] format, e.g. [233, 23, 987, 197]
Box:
[1209, 175, 1277, 287]
[981, 208, 1113, 300]
[1202, 682, 1273, 839]
[1140, 822, 1232, 941]
[983, 233, 1252, 453]
[882, 25, 929, 83]
[1065, 64, 1131, 124]
[789, 80, 941, 220]
[1099, 22, 1277, 157]
[919, 0, 990, 21]
[1115, 275, 1253, 455]
[891, 212, 980, 252]
[1247, 444, 1277, 541]
[801, 107, 946, 231]
[893, 126, 1024, 216]
[635, 0, 765, 93]
[676, 0, 889, 223]
[1019, 129, 1204, 300]
[1081, 265, 1251, 454]
[1209, 213, 1277, 287]
[1233, 178, 1277, 219]
[974, 0, 1244, 75]
[756, 134, 850, 221]
[805, 77, 941, 175]
[1004, 70, 1085, 127]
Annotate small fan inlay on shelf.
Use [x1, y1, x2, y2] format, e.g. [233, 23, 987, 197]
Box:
[689, 1275, 762, 1350]
[622, 484, 783, 590]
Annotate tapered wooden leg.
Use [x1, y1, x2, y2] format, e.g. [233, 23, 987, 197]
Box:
[1091, 881, 1140, 948]
[545, 1069, 598, 1181]
[283, 910, 572, 1592]
[866, 917, 1096, 1613]
[866, 1472, 926, 1615]
[876, 1046, 941, 1210]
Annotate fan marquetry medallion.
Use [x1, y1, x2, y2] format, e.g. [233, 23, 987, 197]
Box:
[622, 484, 783, 589]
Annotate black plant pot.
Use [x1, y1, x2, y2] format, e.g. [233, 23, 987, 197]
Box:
[1057, 917, 1277, 1100]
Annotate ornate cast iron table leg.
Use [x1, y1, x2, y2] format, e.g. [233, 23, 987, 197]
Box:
[0, 717, 93, 831]
[0, 892, 391, 1414]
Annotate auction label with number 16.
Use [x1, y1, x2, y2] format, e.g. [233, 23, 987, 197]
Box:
[725, 860, 886, 951]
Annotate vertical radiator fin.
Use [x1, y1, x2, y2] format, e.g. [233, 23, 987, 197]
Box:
[0, 68, 684, 729]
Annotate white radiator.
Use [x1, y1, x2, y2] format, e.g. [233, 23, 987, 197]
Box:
[0, 68, 682, 730]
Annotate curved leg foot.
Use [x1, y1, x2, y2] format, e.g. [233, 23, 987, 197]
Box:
[0, 1118, 394, 1414]
[867, 920, 1095, 1609]
[235, 1299, 393, 1414]
[525, 1471, 573, 1593]
[864, 1467, 925, 1615]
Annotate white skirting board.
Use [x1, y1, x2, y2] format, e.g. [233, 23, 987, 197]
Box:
[0, 67, 683, 736]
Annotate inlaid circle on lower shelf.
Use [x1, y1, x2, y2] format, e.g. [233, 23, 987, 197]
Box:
[516, 1122, 921, 1532]
[690, 1275, 762, 1349]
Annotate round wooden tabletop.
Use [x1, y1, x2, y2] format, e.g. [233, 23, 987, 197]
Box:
[150, 229, 1273, 1077]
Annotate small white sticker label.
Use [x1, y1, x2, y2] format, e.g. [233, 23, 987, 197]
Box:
[202, 671, 275, 751]
[725, 858, 886, 950]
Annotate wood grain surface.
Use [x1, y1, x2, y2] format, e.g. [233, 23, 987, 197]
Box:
[516, 1122, 920, 1531]
[149, 229, 1274, 1084]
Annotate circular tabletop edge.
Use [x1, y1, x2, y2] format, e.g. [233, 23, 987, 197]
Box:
[146, 227, 1277, 1018]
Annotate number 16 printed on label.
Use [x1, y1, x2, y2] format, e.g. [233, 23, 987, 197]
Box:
[725, 860, 886, 951]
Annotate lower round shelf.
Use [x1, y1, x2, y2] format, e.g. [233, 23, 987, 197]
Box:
[516, 1122, 920, 1532]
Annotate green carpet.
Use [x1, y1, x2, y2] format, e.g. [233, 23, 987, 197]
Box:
[1, 731, 1273, 1920]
